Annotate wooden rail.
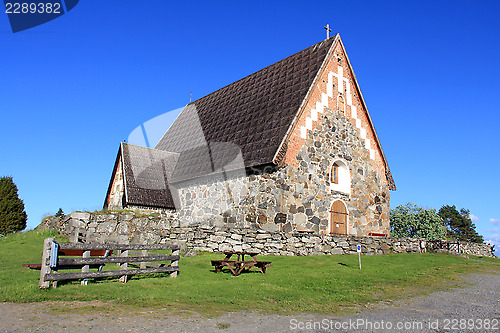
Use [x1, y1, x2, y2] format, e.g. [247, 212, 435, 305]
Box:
[39, 238, 180, 289]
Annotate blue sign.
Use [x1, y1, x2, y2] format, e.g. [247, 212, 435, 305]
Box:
[356, 244, 361, 253]
[49, 240, 59, 268]
[3, 0, 79, 33]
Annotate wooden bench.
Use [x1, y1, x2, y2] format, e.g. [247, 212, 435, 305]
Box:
[24, 249, 113, 271]
[39, 238, 180, 288]
[368, 233, 388, 237]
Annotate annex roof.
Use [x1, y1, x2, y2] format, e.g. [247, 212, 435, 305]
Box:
[121, 143, 179, 209]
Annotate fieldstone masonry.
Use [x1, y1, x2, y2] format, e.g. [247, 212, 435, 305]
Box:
[168, 107, 390, 236]
[38, 211, 495, 257]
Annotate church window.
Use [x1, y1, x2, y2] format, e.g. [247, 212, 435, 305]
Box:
[329, 159, 351, 195]
[331, 162, 339, 184]
[338, 96, 345, 115]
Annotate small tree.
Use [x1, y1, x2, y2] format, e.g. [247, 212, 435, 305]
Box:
[390, 203, 447, 239]
[55, 208, 64, 218]
[0, 176, 27, 235]
[438, 205, 484, 243]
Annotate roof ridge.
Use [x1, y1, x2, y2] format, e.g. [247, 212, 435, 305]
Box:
[189, 38, 337, 105]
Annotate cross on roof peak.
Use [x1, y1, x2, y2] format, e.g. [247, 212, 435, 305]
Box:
[324, 24, 332, 39]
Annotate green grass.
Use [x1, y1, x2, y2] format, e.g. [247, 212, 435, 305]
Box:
[0, 230, 498, 315]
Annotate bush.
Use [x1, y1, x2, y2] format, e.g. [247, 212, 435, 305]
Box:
[390, 203, 447, 239]
[0, 176, 27, 235]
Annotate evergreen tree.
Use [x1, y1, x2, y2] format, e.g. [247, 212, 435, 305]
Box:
[390, 203, 447, 239]
[438, 205, 484, 243]
[0, 176, 27, 235]
[55, 208, 64, 218]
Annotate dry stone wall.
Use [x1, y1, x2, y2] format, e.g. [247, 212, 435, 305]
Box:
[38, 211, 495, 257]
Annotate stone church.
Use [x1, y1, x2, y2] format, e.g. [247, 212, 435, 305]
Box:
[104, 34, 396, 237]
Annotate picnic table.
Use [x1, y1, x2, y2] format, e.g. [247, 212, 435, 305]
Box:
[211, 251, 271, 276]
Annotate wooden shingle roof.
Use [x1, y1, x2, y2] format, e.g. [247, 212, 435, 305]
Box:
[155, 37, 335, 179]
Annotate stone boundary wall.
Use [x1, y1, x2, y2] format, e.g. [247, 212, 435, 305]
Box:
[37, 211, 495, 257]
[426, 240, 495, 258]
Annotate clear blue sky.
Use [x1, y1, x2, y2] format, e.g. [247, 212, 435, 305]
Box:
[1, 1, 499, 252]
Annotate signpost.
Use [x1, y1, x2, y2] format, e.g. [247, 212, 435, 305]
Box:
[357, 244, 362, 269]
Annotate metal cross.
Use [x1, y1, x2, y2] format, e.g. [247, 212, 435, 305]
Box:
[324, 24, 332, 39]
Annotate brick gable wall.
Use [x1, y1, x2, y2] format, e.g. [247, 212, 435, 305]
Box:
[282, 38, 389, 188]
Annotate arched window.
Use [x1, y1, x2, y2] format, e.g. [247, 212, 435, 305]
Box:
[331, 162, 339, 184]
[338, 95, 345, 115]
[330, 200, 348, 235]
[329, 159, 351, 195]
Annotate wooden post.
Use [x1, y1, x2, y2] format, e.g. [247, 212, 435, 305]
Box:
[171, 248, 179, 278]
[116, 250, 121, 267]
[39, 237, 54, 289]
[357, 244, 362, 270]
[140, 250, 147, 269]
[119, 250, 128, 283]
[51, 275, 58, 288]
[81, 250, 90, 285]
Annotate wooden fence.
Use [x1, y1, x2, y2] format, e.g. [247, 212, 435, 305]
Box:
[39, 238, 180, 289]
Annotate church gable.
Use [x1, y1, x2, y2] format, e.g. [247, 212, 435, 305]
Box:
[104, 148, 125, 209]
[277, 35, 395, 190]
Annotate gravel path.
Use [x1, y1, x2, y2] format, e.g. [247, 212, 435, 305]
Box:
[1, 272, 498, 333]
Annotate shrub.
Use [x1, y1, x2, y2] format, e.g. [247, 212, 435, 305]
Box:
[390, 203, 447, 239]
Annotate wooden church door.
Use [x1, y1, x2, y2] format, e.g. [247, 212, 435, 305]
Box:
[330, 200, 347, 235]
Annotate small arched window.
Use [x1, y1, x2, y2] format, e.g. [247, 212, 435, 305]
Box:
[331, 162, 339, 184]
[329, 159, 351, 195]
[338, 96, 345, 115]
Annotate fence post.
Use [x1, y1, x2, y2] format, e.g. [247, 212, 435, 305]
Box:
[140, 250, 148, 269]
[171, 247, 179, 278]
[81, 250, 90, 285]
[39, 237, 54, 289]
[116, 250, 121, 267]
[119, 250, 128, 283]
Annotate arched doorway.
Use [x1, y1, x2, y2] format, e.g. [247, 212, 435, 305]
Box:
[330, 200, 348, 235]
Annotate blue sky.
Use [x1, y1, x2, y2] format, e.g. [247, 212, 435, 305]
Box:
[1, 1, 499, 252]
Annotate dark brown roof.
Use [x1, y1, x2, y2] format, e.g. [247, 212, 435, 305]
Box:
[156, 38, 335, 180]
[121, 143, 178, 209]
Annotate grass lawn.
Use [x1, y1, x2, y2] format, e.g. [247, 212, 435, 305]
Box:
[0, 230, 498, 315]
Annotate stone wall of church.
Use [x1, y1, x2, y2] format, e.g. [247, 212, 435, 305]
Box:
[173, 106, 390, 236]
[38, 211, 496, 258]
